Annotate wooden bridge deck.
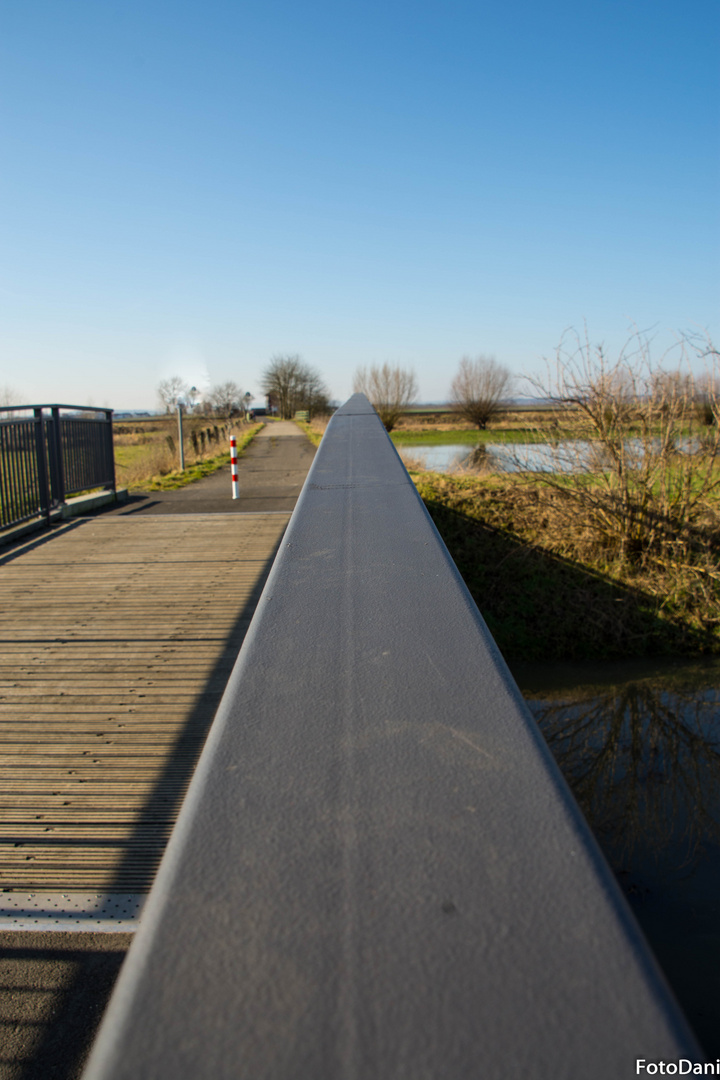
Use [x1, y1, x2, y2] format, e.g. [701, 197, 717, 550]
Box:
[0, 513, 290, 893]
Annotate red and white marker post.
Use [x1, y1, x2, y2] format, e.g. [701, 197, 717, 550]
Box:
[230, 436, 239, 499]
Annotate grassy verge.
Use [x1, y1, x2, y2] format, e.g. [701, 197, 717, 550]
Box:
[411, 469, 720, 662]
[293, 417, 327, 446]
[116, 423, 263, 491]
[138, 451, 233, 491]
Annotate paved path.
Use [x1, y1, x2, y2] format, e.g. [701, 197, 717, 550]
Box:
[0, 421, 316, 1079]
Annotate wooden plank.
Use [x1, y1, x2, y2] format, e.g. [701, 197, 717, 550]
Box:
[0, 513, 289, 892]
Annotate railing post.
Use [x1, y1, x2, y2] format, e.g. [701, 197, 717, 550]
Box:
[177, 404, 185, 471]
[105, 409, 116, 492]
[48, 406, 66, 505]
[33, 407, 52, 524]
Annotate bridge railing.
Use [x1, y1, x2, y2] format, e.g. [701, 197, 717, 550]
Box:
[0, 405, 115, 531]
[83, 394, 700, 1079]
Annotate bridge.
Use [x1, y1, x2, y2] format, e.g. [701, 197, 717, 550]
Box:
[0, 400, 701, 1075]
[83, 396, 698, 1077]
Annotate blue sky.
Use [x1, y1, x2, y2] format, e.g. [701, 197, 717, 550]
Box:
[1, 0, 718, 409]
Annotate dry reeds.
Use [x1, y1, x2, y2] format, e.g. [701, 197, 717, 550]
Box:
[523, 327, 720, 566]
[120, 442, 179, 485]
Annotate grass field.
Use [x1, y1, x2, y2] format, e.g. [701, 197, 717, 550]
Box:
[297, 407, 558, 448]
[390, 427, 545, 446]
[113, 416, 263, 490]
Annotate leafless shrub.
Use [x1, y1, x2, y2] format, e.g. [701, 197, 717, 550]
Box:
[0, 386, 24, 410]
[397, 450, 429, 472]
[465, 443, 492, 471]
[157, 376, 189, 412]
[261, 355, 329, 419]
[524, 326, 720, 564]
[353, 363, 418, 432]
[208, 382, 243, 416]
[692, 366, 720, 428]
[450, 355, 512, 430]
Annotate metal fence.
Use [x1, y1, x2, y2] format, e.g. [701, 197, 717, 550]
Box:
[0, 405, 115, 531]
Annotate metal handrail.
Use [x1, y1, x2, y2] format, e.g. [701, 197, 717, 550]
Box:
[0, 404, 113, 413]
[0, 404, 115, 531]
[83, 394, 700, 1079]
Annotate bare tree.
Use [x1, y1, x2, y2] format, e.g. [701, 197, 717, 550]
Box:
[157, 376, 189, 413]
[680, 331, 719, 427]
[352, 363, 418, 432]
[695, 372, 720, 427]
[208, 381, 242, 416]
[450, 355, 512, 430]
[0, 386, 24, 411]
[261, 355, 329, 419]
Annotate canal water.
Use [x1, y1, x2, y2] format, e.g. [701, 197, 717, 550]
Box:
[397, 441, 583, 473]
[509, 656, 720, 1057]
[397, 438, 703, 474]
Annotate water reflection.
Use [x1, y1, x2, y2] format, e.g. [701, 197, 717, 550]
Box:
[397, 443, 477, 471]
[524, 676, 720, 866]
[515, 660, 720, 1055]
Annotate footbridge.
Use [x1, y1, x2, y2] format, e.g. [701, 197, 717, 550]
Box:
[84, 395, 699, 1078]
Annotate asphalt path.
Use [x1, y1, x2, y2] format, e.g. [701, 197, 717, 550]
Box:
[0, 421, 316, 1079]
[0, 931, 131, 1080]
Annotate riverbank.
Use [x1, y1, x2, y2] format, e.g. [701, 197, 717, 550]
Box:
[411, 469, 720, 661]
